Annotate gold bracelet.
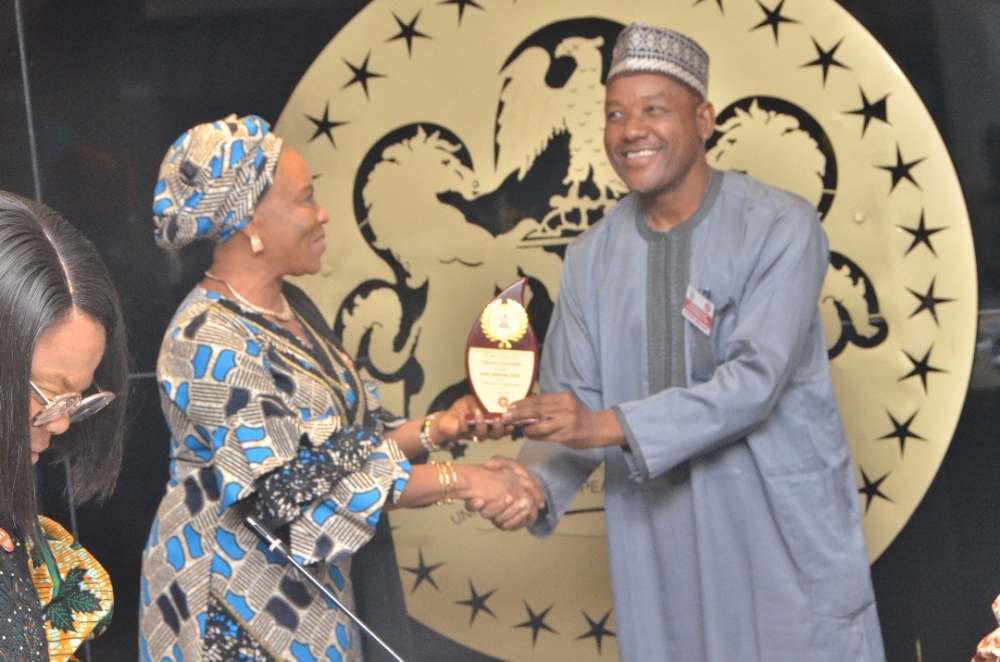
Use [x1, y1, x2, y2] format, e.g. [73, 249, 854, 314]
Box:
[432, 461, 446, 505]
[419, 412, 439, 453]
[432, 460, 458, 505]
[445, 461, 458, 502]
[431, 460, 442, 504]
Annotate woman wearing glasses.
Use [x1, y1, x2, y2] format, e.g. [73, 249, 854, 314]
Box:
[0, 191, 128, 660]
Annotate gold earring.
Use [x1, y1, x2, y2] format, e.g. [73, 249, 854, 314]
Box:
[249, 234, 264, 254]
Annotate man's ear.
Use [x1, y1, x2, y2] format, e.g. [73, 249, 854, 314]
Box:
[696, 101, 716, 142]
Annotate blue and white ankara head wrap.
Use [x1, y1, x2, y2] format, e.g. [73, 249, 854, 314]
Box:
[152, 114, 283, 249]
[608, 23, 709, 99]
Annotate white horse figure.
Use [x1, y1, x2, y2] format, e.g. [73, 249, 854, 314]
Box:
[346, 125, 562, 416]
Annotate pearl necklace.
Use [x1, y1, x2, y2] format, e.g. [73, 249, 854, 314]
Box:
[203, 271, 294, 322]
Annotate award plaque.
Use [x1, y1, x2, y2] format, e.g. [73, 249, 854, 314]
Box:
[464, 278, 539, 424]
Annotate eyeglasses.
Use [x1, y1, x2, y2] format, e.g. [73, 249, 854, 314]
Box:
[30, 380, 116, 427]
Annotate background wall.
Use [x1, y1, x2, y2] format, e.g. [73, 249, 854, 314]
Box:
[1, 0, 998, 660]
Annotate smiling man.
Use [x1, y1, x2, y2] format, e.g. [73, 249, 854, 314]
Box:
[494, 22, 886, 661]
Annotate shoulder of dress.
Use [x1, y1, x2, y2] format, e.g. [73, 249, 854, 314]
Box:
[166, 295, 267, 347]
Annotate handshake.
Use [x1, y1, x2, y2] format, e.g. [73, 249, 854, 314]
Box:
[424, 389, 616, 530]
[420, 390, 613, 531]
[458, 456, 546, 532]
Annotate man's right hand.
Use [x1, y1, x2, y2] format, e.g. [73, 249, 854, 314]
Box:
[464, 456, 545, 531]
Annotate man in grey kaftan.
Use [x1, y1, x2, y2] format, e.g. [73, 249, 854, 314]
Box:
[497, 22, 886, 661]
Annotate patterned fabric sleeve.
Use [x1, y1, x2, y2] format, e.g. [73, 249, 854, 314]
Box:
[158, 298, 410, 565]
[27, 516, 113, 662]
[251, 423, 376, 530]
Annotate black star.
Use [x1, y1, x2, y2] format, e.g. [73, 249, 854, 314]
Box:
[576, 610, 615, 655]
[877, 145, 925, 193]
[751, 0, 799, 44]
[387, 11, 431, 57]
[802, 37, 849, 86]
[693, 0, 725, 13]
[899, 211, 946, 256]
[514, 602, 558, 646]
[455, 581, 497, 625]
[877, 410, 926, 456]
[342, 52, 384, 99]
[402, 549, 444, 593]
[448, 441, 468, 459]
[899, 345, 947, 393]
[305, 102, 346, 148]
[858, 467, 893, 513]
[439, 0, 484, 24]
[907, 277, 954, 325]
[846, 88, 890, 137]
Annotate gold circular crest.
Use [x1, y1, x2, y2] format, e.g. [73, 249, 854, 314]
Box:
[481, 299, 529, 348]
[278, 0, 977, 659]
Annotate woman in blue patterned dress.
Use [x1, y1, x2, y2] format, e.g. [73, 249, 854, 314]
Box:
[0, 191, 128, 660]
[139, 116, 541, 662]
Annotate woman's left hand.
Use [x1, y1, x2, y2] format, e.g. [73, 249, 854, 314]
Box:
[435, 394, 513, 447]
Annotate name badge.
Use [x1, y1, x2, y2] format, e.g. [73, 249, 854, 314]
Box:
[683, 285, 714, 335]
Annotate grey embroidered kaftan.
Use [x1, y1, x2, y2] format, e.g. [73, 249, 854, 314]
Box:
[519, 170, 885, 661]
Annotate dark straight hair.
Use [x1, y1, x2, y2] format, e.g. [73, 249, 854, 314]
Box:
[0, 191, 128, 538]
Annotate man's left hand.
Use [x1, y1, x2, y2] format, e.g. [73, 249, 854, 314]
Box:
[501, 392, 625, 450]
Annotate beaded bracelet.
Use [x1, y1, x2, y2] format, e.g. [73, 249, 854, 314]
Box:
[419, 412, 439, 453]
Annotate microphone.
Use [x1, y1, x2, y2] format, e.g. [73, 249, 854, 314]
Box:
[243, 516, 407, 662]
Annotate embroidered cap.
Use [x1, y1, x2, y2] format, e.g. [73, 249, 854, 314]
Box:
[152, 114, 283, 249]
[607, 23, 709, 99]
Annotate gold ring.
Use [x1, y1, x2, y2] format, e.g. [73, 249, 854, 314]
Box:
[471, 435, 480, 443]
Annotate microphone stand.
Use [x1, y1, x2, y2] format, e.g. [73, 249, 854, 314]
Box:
[243, 516, 407, 662]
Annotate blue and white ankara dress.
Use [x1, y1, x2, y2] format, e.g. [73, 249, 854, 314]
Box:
[140, 286, 411, 662]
